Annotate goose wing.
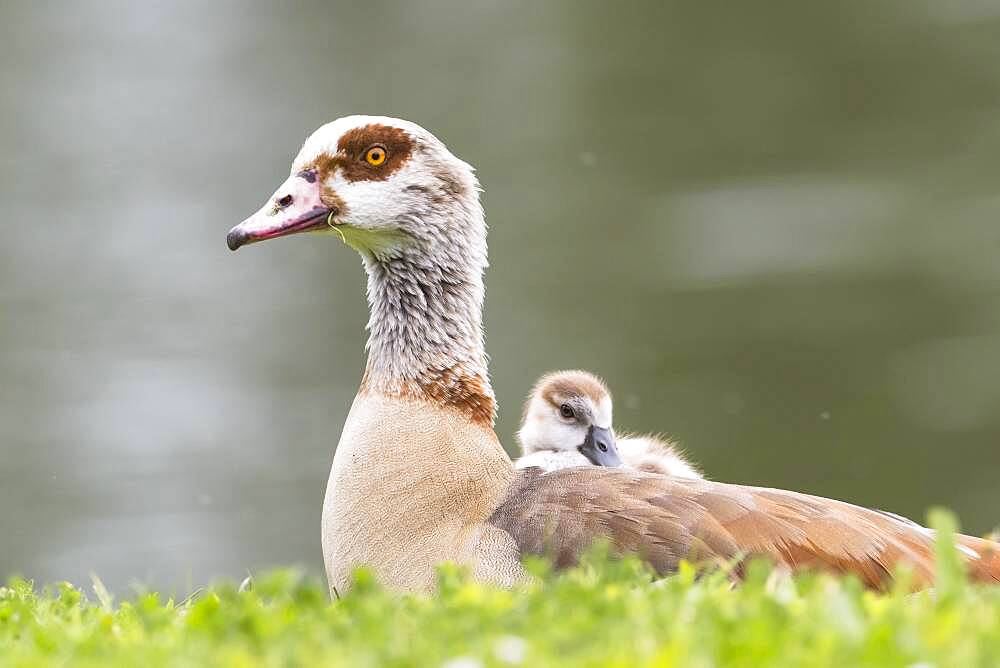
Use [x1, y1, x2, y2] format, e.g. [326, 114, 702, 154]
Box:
[488, 467, 1000, 589]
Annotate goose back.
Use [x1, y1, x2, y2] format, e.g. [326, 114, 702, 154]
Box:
[488, 466, 1000, 589]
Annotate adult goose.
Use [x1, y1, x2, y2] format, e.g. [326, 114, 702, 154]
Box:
[516, 370, 703, 479]
[227, 116, 1000, 594]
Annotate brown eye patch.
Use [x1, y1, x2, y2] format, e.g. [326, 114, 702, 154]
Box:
[337, 124, 413, 182]
[299, 124, 415, 185]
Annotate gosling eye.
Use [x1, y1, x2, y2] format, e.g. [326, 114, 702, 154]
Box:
[559, 404, 575, 420]
[364, 145, 387, 166]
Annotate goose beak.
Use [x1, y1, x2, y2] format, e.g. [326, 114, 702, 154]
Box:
[578, 426, 622, 467]
[228, 170, 338, 251]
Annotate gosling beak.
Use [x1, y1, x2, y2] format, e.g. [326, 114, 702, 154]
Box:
[578, 426, 622, 467]
[227, 170, 338, 251]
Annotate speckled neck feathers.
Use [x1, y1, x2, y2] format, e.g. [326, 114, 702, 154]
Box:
[359, 182, 495, 426]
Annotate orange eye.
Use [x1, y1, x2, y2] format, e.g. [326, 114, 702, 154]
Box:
[364, 145, 387, 166]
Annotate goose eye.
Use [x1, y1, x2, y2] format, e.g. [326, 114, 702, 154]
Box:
[364, 145, 387, 166]
[559, 404, 575, 419]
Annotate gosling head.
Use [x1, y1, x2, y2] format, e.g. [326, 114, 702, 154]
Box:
[227, 115, 483, 262]
[517, 370, 623, 467]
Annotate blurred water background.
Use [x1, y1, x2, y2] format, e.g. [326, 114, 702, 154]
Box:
[2, 1, 1000, 593]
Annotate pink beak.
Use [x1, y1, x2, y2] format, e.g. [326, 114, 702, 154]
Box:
[227, 170, 336, 251]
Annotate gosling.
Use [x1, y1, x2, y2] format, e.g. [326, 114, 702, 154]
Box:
[515, 370, 702, 478]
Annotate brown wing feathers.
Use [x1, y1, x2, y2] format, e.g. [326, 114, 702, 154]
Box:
[960, 535, 1000, 582]
[489, 467, 1000, 589]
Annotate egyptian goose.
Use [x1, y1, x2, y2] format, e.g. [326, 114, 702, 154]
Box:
[516, 370, 702, 479]
[227, 116, 1000, 594]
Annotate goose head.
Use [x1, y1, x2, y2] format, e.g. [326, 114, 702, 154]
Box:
[517, 370, 623, 467]
[227, 115, 482, 261]
[228, 116, 493, 420]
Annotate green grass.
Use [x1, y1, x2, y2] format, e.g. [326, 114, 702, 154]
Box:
[3, 514, 1000, 667]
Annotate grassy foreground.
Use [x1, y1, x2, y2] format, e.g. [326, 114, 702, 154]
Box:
[2, 516, 1000, 667]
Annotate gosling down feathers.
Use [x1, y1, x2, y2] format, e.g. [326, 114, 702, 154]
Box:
[516, 370, 702, 479]
[228, 115, 1000, 593]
